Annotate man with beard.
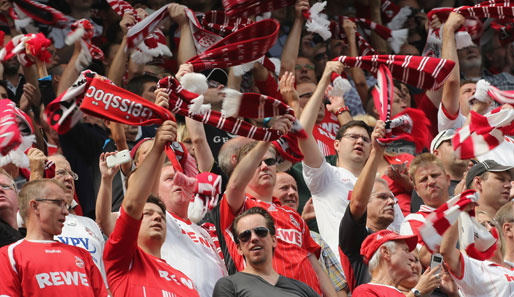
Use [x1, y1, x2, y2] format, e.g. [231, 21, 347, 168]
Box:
[1, 58, 23, 101]
[213, 207, 320, 297]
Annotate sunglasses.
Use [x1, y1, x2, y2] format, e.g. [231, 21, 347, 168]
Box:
[237, 226, 271, 243]
[261, 158, 277, 166]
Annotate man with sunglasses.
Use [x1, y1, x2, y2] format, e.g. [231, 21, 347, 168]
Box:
[213, 207, 320, 297]
[0, 179, 107, 296]
[221, 115, 340, 297]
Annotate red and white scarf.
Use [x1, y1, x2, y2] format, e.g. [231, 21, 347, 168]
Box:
[107, 0, 171, 64]
[65, 19, 104, 71]
[491, 21, 514, 45]
[186, 18, 279, 72]
[0, 99, 35, 168]
[453, 108, 514, 159]
[418, 189, 497, 260]
[222, 0, 294, 17]
[0, 33, 51, 67]
[381, 0, 412, 30]
[11, 0, 68, 31]
[473, 79, 514, 104]
[347, 17, 408, 53]
[372, 65, 431, 152]
[332, 55, 456, 90]
[158, 75, 303, 141]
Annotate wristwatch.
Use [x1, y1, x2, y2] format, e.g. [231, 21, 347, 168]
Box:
[411, 288, 422, 297]
[334, 106, 350, 116]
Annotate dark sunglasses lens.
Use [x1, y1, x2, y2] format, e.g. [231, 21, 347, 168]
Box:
[238, 230, 252, 243]
[254, 227, 269, 238]
[263, 158, 276, 166]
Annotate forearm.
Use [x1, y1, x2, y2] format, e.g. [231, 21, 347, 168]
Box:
[350, 149, 381, 218]
[440, 221, 462, 278]
[177, 23, 196, 65]
[299, 74, 330, 133]
[441, 24, 461, 116]
[95, 177, 116, 236]
[347, 33, 368, 105]
[309, 254, 341, 297]
[57, 50, 81, 96]
[35, 60, 48, 79]
[280, 16, 304, 75]
[185, 117, 214, 172]
[110, 122, 131, 175]
[107, 37, 129, 86]
[225, 141, 270, 213]
[369, 0, 388, 54]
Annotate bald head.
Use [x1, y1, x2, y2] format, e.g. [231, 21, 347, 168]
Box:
[218, 137, 253, 178]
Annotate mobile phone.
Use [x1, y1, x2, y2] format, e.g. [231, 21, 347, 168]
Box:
[430, 253, 443, 274]
[106, 150, 132, 168]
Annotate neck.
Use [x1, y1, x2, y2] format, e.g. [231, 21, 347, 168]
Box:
[370, 267, 400, 289]
[139, 240, 162, 258]
[5, 73, 18, 87]
[462, 67, 481, 78]
[25, 220, 54, 241]
[475, 203, 498, 218]
[337, 158, 363, 177]
[0, 210, 18, 230]
[243, 262, 277, 278]
[505, 242, 514, 264]
[366, 220, 390, 233]
[246, 187, 273, 203]
[167, 205, 188, 221]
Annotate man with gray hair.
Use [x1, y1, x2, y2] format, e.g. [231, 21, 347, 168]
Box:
[353, 230, 439, 296]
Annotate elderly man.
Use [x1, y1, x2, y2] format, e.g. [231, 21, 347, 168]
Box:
[352, 230, 438, 297]
[221, 113, 339, 297]
[273, 172, 349, 296]
[103, 121, 199, 297]
[465, 160, 513, 218]
[213, 207, 320, 297]
[0, 179, 107, 296]
[0, 168, 22, 247]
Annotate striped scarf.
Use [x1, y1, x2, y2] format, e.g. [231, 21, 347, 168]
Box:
[65, 19, 104, 71]
[0, 33, 51, 67]
[0, 99, 35, 168]
[453, 108, 514, 159]
[10, 0, 67, 31]
[222, 0, 294, 17]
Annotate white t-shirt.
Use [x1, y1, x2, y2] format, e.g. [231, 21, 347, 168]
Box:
[303, 160, 404, 259]
[451, 252, 514, 297]
[437, 103, 467, 132]
[55, 214, 107, 287]
[161, 211, 227, 297]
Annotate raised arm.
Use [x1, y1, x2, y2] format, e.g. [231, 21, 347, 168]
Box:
[349, 121, 385, 220]
[123, 121, 176, 220]
[224, 115, 293, 214]
[95, 152, 121, 236]
[343, 19, 368, 105]
[439, 216, 462, 278]
[298, 61, 343, 168]
[368, 0, 388, 54]
[169, 3, 195, 65]
[56, 41, 83, 96]
[279, 0, 309, 76]
[441, 12, 465, 118]
[279, 71, 301, 116]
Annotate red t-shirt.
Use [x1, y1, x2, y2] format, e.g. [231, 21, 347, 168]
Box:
[352, 283, 406, 296]
[312, 110, 341, 156]
[219, 194, 322, 294]
[0, 239, 107, 296]
[103, 207, 200, 297]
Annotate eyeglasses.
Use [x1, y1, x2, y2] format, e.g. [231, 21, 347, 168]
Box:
[261, 158, 277, 166]
[342, 133, 371, 144]
[0, 184, 15, 191]
[237, 226, 271, 243]
[295, 64, 315, 71]
[55, 169, 79, 181]
[35, 198, 69, 210]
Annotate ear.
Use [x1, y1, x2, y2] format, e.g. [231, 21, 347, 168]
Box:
[236, 243, 244, 256]
[381, 245, 392, 261]
[30, 200, 39, 214]
[503, 222, 513, 238]
[271, 234, 277, 249]
[433, 149, 440, 157]
[474, 176, 482, 191]
[333, 139, 340, 152]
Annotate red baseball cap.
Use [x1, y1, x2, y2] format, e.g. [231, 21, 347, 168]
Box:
[360, 230, 418, 265]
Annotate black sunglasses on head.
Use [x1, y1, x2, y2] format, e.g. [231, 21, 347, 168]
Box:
[237, 227, 271, 243]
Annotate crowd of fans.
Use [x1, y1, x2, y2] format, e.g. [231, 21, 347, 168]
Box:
[0, 0, 514, 296]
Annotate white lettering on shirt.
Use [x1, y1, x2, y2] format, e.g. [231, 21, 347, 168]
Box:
[35, 271, 89, 288]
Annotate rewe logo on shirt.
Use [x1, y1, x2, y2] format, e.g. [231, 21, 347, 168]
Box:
[35, 271, 89, 288]
[180, 230, 214, 250]
[276, 229, 302, 247]
[158, 270, 194, 289]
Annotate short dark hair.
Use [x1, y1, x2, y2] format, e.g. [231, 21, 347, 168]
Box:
[147, 194, 166, 216]
[335, 120, 372, 140]
[126, 74, 159, 96]
[232, 207, 275, 244]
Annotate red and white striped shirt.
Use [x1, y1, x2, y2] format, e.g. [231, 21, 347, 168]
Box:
[400, 205, 436, 249]
[219, 195, 322, 294]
